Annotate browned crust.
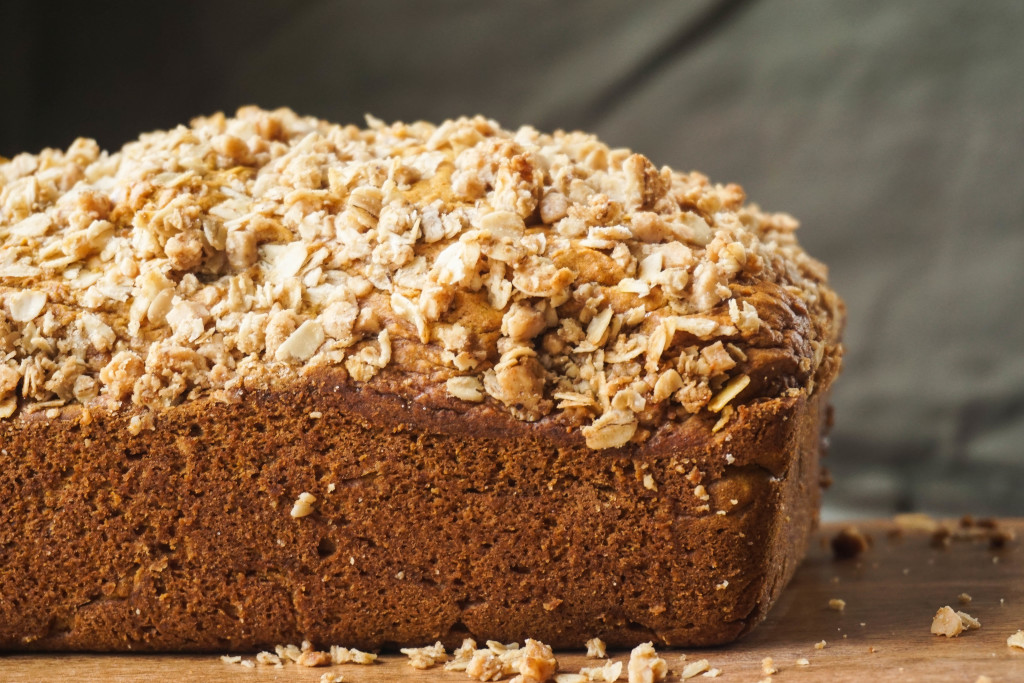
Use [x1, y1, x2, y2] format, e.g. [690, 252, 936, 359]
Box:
[0, 366, 828, 652]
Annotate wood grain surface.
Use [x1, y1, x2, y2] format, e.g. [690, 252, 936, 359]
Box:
[2, 519, 1022, 682]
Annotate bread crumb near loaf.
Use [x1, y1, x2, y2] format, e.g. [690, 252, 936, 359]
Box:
[0, 107, 843, 651]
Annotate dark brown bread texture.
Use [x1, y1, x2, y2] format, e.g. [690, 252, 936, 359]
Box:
[0, 108, 843, 651]
[0, 368, 832, 651]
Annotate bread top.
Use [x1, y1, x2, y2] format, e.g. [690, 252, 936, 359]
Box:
[0, 107, 843, 448]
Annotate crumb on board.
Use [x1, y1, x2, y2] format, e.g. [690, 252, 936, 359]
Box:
[255, 651, 283, 666]
[828, 598, 846, 612]
[893, 513, 941, 533]
[959, 593, 973, 605]
[761, 656, 777, 675]
[679, 658, 710, 679]
[585, 637, 607, 658]
[297, 650, 333, 667]
[400, 641, 447, 669]
[831, 526, 871, 560]
[931, 606, 980, 637]
[577, 659, 623, 682]
[814, 640, 827, 650]
[627, 642, 668, 682]
[1008, 630, 1024, 650]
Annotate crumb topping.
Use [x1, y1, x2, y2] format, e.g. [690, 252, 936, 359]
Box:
[0, 107, 841, 448]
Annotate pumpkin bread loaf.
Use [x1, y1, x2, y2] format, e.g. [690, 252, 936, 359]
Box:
[0, 108, 843, 651]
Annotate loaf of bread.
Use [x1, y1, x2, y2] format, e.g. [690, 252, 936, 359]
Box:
[0, 108, 843, 651]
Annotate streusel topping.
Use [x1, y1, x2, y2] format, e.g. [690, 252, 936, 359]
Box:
[0, 107, 841, 447]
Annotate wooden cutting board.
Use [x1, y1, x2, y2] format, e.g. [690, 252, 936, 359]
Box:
[3, 519, 1022, 682]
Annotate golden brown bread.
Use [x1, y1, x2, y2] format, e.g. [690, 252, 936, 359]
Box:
[0, 108, 843, 651]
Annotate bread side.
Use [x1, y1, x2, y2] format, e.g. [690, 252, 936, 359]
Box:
[0, 366, 830, 651]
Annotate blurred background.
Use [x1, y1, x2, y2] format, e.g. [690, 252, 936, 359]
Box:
[2, 0, 1021, 519]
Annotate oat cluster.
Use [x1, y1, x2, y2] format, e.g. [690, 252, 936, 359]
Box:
[0, 107, 838, 447]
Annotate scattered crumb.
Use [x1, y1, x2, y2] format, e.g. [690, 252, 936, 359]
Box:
[511, 638, 557, 683]
[327, 482, 336, 493]
[831, 526, 871, 559]
[724, 453, 736, 465]
[990, 528, 1016, 549]
[275, 643, 303, 662]
[297, 650, 333, 667]
[585, 637, 607, 658]
[893, 513, 940, 533]
[1008, 630, 1024, 649]
[643, 474, 657, 491]
[715, 580, 729, 591]
[555, 675, 587, 683]
[255, 651, 283, 666]
[958, 611, 981, 630]
[330, 645, 378, 665]
[220, 655, 242, 664]
[761, 656, 777, 675]
[814, 640, 827, 650]
[796, 658, 810, 666]
[578, 659, 623, 682]
[400, 641, 447, 669]
[701, 668, 721, 678]
[240, 659, 255, 668]
[829, 598, 846, 612]
[932, 606, 970, 637]
[319, 674, 345, 683]
[290, 491, 316, 518]
[959, 593, 973, 605]
[679, 658, 710, 679]
[308, 411, 323, 419]
[443, 638, 479, 672]
[627, 642, 668, 682]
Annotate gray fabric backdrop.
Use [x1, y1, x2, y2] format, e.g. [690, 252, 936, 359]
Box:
[3, 0, 1022, 518]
